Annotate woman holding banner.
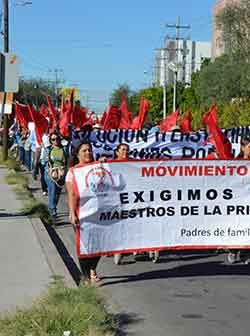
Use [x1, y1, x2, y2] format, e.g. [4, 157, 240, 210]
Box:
[66, 141, 101, 285]
[114, 143, 130, 161]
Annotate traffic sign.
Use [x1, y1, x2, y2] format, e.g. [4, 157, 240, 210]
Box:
[0, 53, 19, 92]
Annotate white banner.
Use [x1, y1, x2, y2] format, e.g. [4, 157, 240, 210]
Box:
[72, 160, 250, 257]
[71, 126, 250, 159]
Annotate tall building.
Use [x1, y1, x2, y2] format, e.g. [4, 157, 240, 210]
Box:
[211, 0, 241, 60]
[154, 39, 211, 87]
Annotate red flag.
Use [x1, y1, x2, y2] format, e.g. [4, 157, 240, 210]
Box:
[59, 112, 70, 138]
[119, 94, 132, 129]
[46, 96, 58, 132]
[84, 111, 95, 126]
[72, 104, 88, 129]
[95, 115, 101, 125]
[46, 96, 57, 122]
[27, 104, 48, 145]
[202, 104, 218, 126]
[158, 110, 179, 132]
[14, 102, 32, 128]
[180, 111, 192, 133]
[139, 96, 149, 128]
[59, 97, 65, 113]
[206, 131, 233, 159]
[131, 96, 149, 130]
[59, 98, 71, 138]
[131, 116, 140, 129]
[205, 152, 218, 159]
[100, 111, 107, 126]
[60, 96, 65, 114]
[202, 105, 233, 159]
[138, 96, 149, 129]
[40, 104, 48, 118]
[103, 105, 121, 130]
[61, 89, 74, 132]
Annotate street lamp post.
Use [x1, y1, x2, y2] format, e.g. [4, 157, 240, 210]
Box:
[162, 49, 167, 119]
[168, 62, 180, 113]
[34, 84, 39, 109]
[173, 70, 177, 113]
[155, 49, 167, 119]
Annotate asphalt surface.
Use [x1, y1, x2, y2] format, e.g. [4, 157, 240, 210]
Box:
[30, 175, 250, 336]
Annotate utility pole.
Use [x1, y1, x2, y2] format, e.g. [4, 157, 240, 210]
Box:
[2, 0, 9, 160]
[49, 68, 63, 109]
[166, 17, 190, 112]
[162, 49, 167, 119]
[1, 0, 31, 160]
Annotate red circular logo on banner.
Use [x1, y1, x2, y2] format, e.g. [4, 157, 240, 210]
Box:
[85, 166, 114, 193]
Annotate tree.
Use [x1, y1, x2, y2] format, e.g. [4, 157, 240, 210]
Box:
[109, 83, 137, 113]
[192, 55, 245, 107]
[137, 87, 163, 124]
[172, 59, 208, 109]
[179, 86, 197, 112]
[110, 83, 129, 106]
[238, 100, 250, 126]
[15, 77, 56, 107]
[216, 0, 250, 61]
[219, 103, 239, 129]
[191, 108, 204, 130]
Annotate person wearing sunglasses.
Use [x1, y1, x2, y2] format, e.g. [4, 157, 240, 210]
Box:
[45, 132, 67, 218]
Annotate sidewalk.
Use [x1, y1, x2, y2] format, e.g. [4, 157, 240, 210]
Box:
[0, 165, 53, 315]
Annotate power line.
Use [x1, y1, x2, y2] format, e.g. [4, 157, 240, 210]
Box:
[48, 68, 64, 108]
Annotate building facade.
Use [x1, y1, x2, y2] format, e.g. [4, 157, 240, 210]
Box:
[211, 0, 241, 60]
[154, 39, 211, 87]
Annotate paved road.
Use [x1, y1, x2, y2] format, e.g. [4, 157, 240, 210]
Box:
[30, 176, 250, 336]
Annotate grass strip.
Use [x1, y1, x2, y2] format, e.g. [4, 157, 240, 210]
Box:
[0, 278, 115, 336]
[2, 157, 53, 224]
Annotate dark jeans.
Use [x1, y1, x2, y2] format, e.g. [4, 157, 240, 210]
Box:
[24, 150, 32, 171]
[32, 148, 42, 179]
[39, 163, 47, 193]
[79, 257, 101, 280]
[19, 146, 25, 164]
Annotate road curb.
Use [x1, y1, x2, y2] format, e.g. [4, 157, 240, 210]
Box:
[30, 217, 77, 288]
